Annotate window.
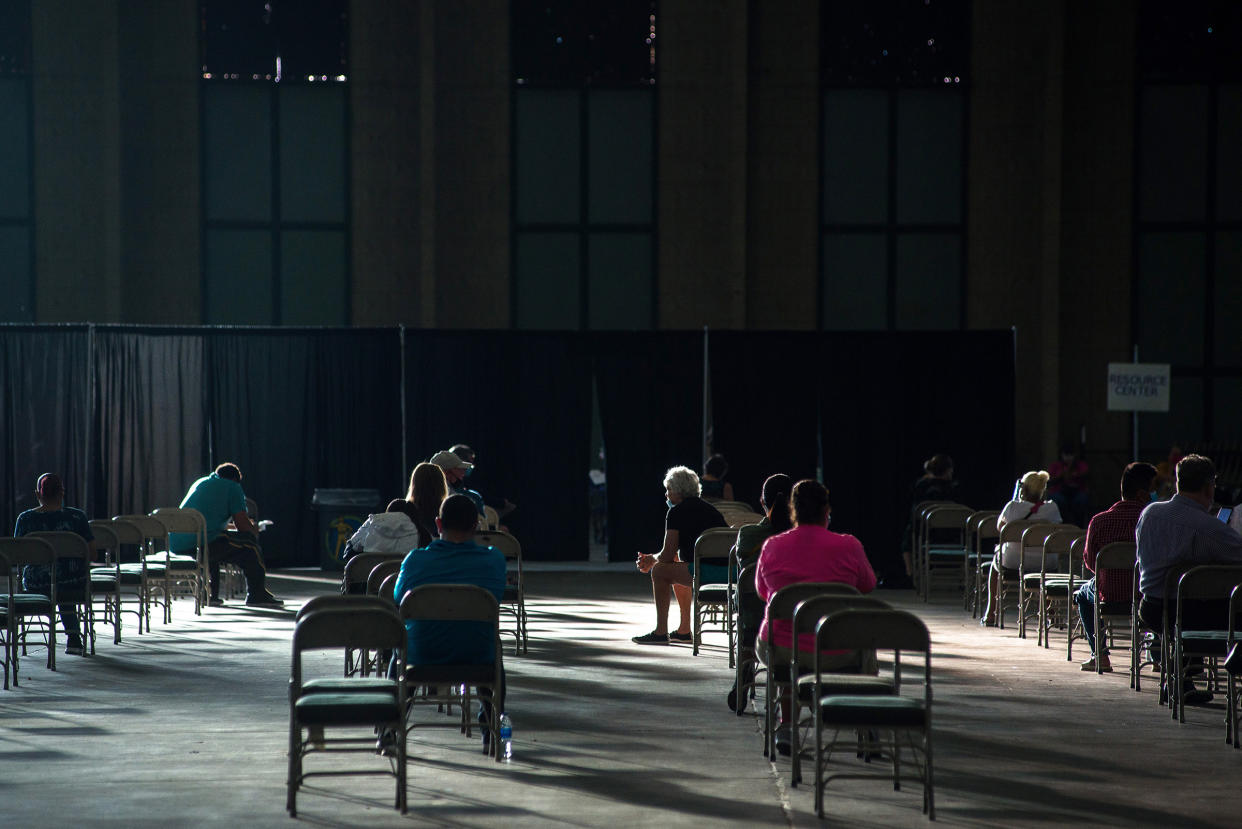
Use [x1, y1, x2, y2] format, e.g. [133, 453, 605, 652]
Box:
[1134, 0, 1242, 449]
[819, 0, 969, 331]
[200, 0, 349, 325]
[511, 1, 657, 330]
[0, 0, 33, 321]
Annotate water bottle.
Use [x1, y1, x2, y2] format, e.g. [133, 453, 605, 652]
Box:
[499, 713, 513, 761]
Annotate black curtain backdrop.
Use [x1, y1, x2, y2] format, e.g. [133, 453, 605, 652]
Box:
[205, 329, 402, 567]
[92, 328, 207, 521]
[594, 331, 705, 562]
[0, 326, 91, 532]
[404, 331, 592, 561]
[709, 331, 822, 510]
[818, 331, 1015, 580]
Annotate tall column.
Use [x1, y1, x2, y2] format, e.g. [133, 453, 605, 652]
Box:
[744, 0, 820, 330]
[31, 2, 122, 322]
[657, 0, 749, 329]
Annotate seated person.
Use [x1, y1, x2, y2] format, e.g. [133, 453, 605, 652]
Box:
[632, 466, 728, 645]
[727, 472, 793, 712]
[700, 454, 734, 502]
[392, 494, 508, 744]
[404, 461, 448, 544]
[982, 470, 1061, 626]
[1137, 454, 1242, 705]
[755, 478, 876, 755]
[343, 499, 427, 561]
[1074, 462, 1156, 672]
[171, 462, 282, 607]
[451, 444, 517, 521]
[429, 450, 485, 516]
[14, 473, 96, 655]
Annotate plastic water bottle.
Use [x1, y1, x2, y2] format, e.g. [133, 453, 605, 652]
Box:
[499, 713, 513, 761]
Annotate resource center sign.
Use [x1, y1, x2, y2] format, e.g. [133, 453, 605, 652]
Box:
[1107, 362, 1171, 412]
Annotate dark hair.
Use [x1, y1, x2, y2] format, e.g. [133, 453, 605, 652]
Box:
[791, 479, 830, 527]
[924, 454, 953, 477]
[761, 473, 793, 532]
[450, 444, 475, 463]
[386, 498, 417, 518]
[36, 472, 64, 502]
[704, 454, 729, 479]
[1176, 454, 1216, 494]
[407, 462, 448, 525]
[1121, 462, 1158, 499]
[215, 462, 242, 482]
[439, 494, 479, 533]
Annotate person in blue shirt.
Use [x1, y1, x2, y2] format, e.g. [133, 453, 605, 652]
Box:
[169, 462, 282, 607]
[14, 473, 96, 655]
[393, 494, 507, 742]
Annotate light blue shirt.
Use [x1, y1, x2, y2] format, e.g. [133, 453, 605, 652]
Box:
[1136, 494, 1242, 598]
[169, 473, 247, 552]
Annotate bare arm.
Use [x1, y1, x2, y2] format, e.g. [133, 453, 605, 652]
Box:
[655, 529, 679, 563]
[232, 510, 259, 536]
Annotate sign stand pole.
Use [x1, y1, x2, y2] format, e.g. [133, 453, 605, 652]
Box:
[1132, 345, 1139, 461]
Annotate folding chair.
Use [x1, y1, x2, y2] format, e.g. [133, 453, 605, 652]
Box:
[918, 504, 973, 603]
[149, 507, 209, 615]
[813, 609, 934, 820]
[28, 532, 95, 655]
[971, 518, 1000, 619]
[0, 549, 9, 689]
[1082, 541, 1136, 672]
[367, 560, 403, 597]
[761, 582, 861, 760]
[1014, 524, 1065, 638]
[789, 593, 892, 787]
[87, 522, 123, 645]
[0, 536, 59, 682]
[909, 500, 951, 597]
[713, 500, 756, 514]
[115, 514, 175, 624]
[476, 530, 527, 656]
[692, 527, 735, 661]
[733, 563, 764, 717]
[287, 604, 407, 816]
[722, 510, 764, 529]
[342, 552, 405, 596]
[1226, 584, 1242, 747]
[399, 584, 505, 760]
[1172, 564, 1242, 723]
[1032, 528, 1085, 648]
[963, 511, 1000, 613]
[988, 519, 1042, 629]
[104, 518, 152, 634]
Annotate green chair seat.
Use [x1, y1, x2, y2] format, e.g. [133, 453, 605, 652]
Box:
[294, 693, 401, 725]
[120, 563, 165, 577]
[144, 553, 198, 570]
[403, 663, 495, 685]
[819, 694, 928, 728]
[301, 677, 398, 696]
[0, 593, 54, 612]
[797, 673, 894, 701]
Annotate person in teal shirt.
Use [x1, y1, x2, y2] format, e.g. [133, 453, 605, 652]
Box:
[171, 462, 281, 607]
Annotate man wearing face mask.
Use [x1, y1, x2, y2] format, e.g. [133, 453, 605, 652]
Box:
[632, 465, 727, 645]
[429, 450, 485, 516]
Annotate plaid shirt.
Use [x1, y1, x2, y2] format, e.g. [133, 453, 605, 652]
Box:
[1084, 498, 1144, 602]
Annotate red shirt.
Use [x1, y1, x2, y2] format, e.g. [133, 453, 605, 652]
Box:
[1084, 498, 1144, 602]
[755, 524, 876, 651]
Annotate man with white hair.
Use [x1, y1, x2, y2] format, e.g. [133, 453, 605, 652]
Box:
[633, 465, 727, 645]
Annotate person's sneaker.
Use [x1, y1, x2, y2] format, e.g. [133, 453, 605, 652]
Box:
[375, 728, 397, 757]
[631, 630, 669, 645]
[668, 631, 692, 643]
[1080, 654, 1112, 672]
[65, 635, 85, 656]
[208, 597, 225, 608]
[1184, 688, 1214, 706]
[774, 724, 793, 756]
[245, 592, 284, 607]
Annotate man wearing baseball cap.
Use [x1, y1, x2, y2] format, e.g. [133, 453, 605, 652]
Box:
[430, 450, 485, 515]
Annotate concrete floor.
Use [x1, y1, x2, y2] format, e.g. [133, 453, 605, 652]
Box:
[2, 571, 1241, 828]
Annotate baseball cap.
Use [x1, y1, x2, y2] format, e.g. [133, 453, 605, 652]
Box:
[429, 450, 473, 470]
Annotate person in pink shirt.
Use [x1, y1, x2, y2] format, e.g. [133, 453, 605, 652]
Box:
[755, 479, 876, 753]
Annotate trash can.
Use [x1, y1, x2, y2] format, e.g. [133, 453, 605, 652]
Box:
[312, 488, 381, 571]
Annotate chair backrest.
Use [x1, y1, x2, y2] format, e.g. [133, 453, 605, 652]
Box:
[713, 500, 755, 513]
[1176, 564, 1242, 605]
[694, 527, 735, 567]
[379, 572, 400, 606]
[0, 536, 56, 568]
[89, 521, 120, 554]
[792, 594, 891, 638]
[367, 560, 402, 596]
[815, 607, 931, 655]
[966, 510, 1001, 534]
[292, 606, 405, 654]
[924, 504, 973, 530]
[736, 563, 758, 599]
[399, 583, 500, 623]
[998, 519, 1042, 544]
[723, 510, 764, 528]
[1094, 541, 1137, 573]
[104, 517, 145, 546]
[114, 514, 168, 547]
[150, 508, 208, 546]
[482, 505, 500, 531]
[767, 582, 861, 623]
[475, 530, 521, 561]
[1041, 527, 1086, 572]
[343, 552, 405, 593]
[295, 593, 394, 622]
[27, 531, 91, 564]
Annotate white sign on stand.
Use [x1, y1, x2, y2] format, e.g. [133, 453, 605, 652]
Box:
[1106, 363, 1171, 412]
